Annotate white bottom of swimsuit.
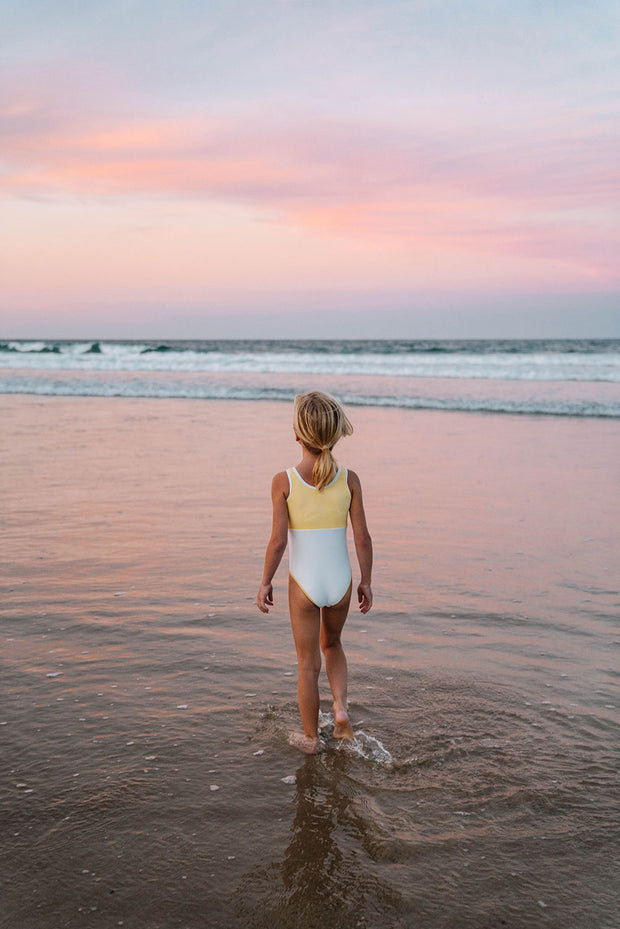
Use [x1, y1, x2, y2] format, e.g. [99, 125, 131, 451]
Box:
[288, 526, 352, 608]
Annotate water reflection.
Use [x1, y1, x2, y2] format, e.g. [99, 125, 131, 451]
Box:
[235, 751, 404, 928]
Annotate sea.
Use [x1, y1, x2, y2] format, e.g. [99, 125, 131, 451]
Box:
[1, 337, 620, 417]
[2, 337, 620, 928]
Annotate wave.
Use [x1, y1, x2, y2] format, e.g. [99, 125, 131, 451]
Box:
[1, 340, 619, 381]
[2, 338, 619, 416]
[1, 375, 618, 418]
[3, 338, 620, 356]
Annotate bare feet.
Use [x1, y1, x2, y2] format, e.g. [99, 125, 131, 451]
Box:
[333, 703, 355, 740]
[288, 732, 325, 754]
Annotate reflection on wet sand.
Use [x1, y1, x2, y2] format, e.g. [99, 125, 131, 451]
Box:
[235, 751, 406, 929]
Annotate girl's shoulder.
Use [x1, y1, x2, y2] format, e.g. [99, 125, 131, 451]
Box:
[345, 468, 362, 492]
[271, 470, 291, 495]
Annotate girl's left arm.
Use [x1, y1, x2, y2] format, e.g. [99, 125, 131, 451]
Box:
[257, 471, 289, 613]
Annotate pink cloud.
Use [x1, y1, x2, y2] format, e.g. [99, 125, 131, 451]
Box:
[2, 75, 618, 283]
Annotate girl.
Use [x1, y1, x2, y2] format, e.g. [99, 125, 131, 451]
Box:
[257, 391, 373, 754]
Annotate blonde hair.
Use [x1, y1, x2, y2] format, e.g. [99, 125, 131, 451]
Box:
[293, 391, 353, 490]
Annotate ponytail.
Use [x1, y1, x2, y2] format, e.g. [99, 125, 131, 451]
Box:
[313, 447, 338, 491]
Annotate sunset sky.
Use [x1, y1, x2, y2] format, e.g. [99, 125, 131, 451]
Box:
[2, 0, 619, 338]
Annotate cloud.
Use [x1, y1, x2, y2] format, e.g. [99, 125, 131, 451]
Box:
[1, 67, 618, 283]
[3, 94, 616, 200]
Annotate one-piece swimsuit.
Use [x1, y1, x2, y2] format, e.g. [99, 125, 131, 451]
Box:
[286, 465, 352, 608]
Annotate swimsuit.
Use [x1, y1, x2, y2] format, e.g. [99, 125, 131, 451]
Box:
[286, 465, 352, 608]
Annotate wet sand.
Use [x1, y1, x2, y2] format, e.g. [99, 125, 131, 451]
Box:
[2, 396, 619, 928]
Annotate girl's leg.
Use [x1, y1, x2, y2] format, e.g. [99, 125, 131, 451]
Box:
[288, 577, 322, 746]
[320, 583, 354, 739]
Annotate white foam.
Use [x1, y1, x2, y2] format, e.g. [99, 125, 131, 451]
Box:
[2, 342, 618, 381]
[349, 731, 394, 765]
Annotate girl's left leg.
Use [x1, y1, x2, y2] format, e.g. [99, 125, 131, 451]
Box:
[288, 577, 322, 749]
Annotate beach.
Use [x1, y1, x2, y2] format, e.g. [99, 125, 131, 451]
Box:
[2, 394, 619, 928]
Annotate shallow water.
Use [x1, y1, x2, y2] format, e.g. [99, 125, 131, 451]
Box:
[2, 397, 619, 927]
[3, 609, 618, 928]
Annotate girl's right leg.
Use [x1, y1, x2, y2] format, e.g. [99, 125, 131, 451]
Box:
[321, 584, 354, 739]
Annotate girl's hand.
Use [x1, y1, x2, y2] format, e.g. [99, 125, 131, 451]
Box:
[357, 584, 373, 614]
[257, 583, 274, 613]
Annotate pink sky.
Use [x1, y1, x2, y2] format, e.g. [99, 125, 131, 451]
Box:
[2, 1, 619, 337]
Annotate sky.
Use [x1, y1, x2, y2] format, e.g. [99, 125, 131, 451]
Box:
[2, 0, 619, 339]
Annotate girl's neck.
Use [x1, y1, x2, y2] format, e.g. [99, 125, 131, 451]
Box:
[296, 444, 320, 483]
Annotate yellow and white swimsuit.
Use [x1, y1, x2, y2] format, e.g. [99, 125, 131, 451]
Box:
[286, 465, 352, 608]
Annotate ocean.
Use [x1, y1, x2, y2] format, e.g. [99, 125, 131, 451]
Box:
[1, 337, 620, 418]
[2, 340, 619, 928]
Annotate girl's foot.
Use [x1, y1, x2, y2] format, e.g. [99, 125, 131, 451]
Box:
[333, 703, 354, 740]
[288, 732, 325, 754]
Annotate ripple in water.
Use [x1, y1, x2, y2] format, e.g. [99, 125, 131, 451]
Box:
[236, 673, 619, 929]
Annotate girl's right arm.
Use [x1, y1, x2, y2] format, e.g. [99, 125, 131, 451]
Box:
[256, 471, 290, 613]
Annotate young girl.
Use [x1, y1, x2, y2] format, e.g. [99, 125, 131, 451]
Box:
[257, 391, 373, 754]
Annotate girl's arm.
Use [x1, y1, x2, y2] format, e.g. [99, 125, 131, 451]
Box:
[256, 471, 290, 613]
[347, 469, 373, 613]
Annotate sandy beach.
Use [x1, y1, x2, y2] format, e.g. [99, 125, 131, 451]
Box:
[2, 395, 619, 928]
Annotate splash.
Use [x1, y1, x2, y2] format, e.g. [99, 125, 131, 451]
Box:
[318, 710, 394, 764]
[337, 730, 394, 765]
